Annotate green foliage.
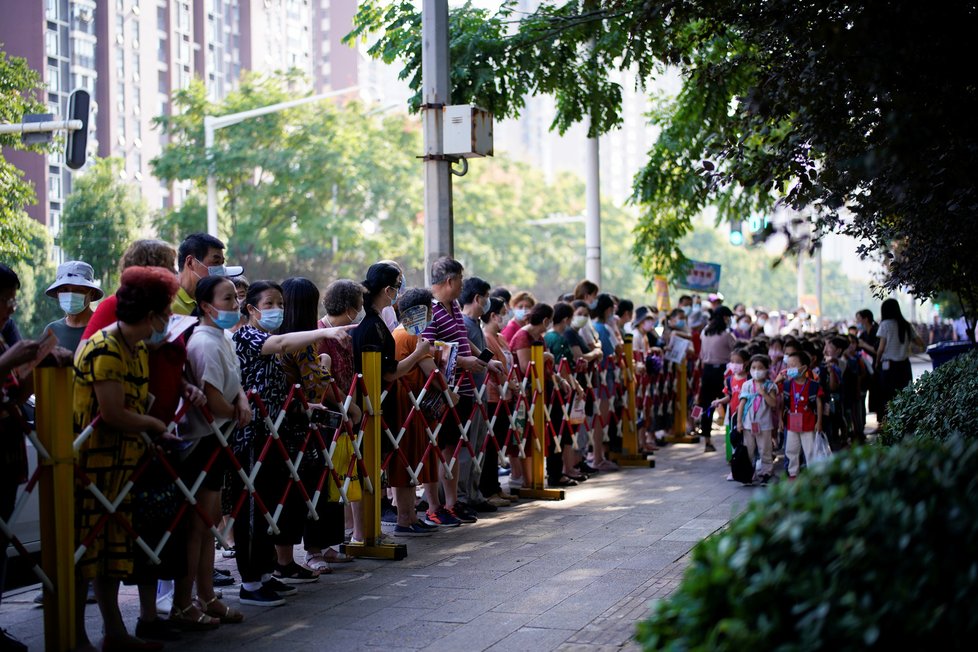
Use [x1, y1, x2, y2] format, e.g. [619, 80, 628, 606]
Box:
[59, 157, 147, 290]
[0, 44, 48, 262]
[637, 436, 978, 650]
[9, 221, 60, 339]
[349, 1, 978, 315]
[878, 349, 978, 447]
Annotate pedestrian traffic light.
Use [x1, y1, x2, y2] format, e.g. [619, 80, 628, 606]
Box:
[729, 220, 744, 246]
[65, 89, 90, 170]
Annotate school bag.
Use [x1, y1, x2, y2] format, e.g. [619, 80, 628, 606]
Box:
[730, 441, 754, 484]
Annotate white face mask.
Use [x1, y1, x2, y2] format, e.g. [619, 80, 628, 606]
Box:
[751, 369, 767, 381]
[352, 306, 366, 324]
[571, 315, 588, 330]
[58, 291, 89, 315]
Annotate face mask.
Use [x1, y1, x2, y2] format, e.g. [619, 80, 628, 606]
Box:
[786, 367, 800, 379]
[257, 307, 284, 331]
[148, 316, 169, 345]
[352, 306, 366, 325]
[757, 318, 767, 327]
[692, 303, 701, 311]
[641, 319, 657, 333]
[738, 320, 750, 330]
[797, 312, 808, 320]
[674, 319, 686, 329]
[513, 308, 527, 322]
[482, 296, 491, 313]
[194, 259, 227, 278]
[728, 362, 744, 374]
[211, 307, 240, 330]
[751, 369, 767, 381]
[681, 305, 691, 316]
[769, 350, 783, 361]
[58, 291, 89, 315]
[571, 315, 588, 329]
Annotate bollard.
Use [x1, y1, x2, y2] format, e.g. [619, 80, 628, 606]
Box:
[517, 343, 563, 501]
[343, 350, 406, 560]
[34, 365, 76, 652]
[611, 336, 655, 468]
[668, 359, 699, 443]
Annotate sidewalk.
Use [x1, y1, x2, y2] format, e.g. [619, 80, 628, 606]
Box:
[1, 444, 756, 651]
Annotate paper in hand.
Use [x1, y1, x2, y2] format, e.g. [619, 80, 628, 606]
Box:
[15, 327, 58, 379]
[399, 305, 429, 336]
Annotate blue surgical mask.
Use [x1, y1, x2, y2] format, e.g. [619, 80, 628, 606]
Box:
[148, 317, 169, 345]
[786, 367, 800, 379]
[257, 307, 284, 331]
[212, 308, 240, 330]
[674, 319, 686, 329]
[681, 305, 691, 316]
[58, 291, 89, 315]
[513, 308, 527, 321]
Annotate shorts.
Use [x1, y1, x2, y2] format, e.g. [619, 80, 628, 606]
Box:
[179, 435, 230, 493]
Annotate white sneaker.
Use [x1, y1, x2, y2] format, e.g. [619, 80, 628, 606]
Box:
[508, 477, 524, 493]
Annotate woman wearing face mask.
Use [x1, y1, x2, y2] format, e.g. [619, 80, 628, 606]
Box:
[73, 267, 179, 651]
[230, 280, 352, 608]
[481, 297, 521, 502]
[751, 311, 769, 339]
[585, 294, 620, 472]
[274, 277, 350, 577]
[176, 275, 251, 628]
[696, 306, 736, 452]
[352, 264, 431, 536]
[501, 291, 536, 346]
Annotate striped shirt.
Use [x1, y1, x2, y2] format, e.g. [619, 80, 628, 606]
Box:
[423, 298, 473, 395]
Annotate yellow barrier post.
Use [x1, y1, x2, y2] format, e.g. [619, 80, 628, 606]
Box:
[668, 358, 698, 443]
[518, 343, 564, 500]
[343, 350, 406, 560]
[34, 365, 77, 652]
[611, 336, 655, 468]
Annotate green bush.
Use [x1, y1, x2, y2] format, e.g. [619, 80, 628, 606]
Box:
[636, 436, 978, 650]
[878, 348, 978, 446]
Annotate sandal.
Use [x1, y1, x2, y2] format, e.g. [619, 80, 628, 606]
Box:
[195, 596, 244, 624]
[168, 604, 220, 631]
[324, 547, 354, 564]
[304, 552, 332, 573]
[549, 475, 579, 487]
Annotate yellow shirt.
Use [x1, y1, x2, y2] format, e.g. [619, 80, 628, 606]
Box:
[172, 286, 196, 316]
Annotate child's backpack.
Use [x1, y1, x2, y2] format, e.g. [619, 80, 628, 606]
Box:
[731, 442, 754, 484]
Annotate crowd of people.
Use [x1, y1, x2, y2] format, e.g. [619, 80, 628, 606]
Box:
[0, 233, 932, 651]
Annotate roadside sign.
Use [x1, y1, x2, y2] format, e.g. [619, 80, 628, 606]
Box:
[680, 260, 722, 293]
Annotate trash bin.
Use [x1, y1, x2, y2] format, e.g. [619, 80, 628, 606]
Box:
[926, 341, 976, 370]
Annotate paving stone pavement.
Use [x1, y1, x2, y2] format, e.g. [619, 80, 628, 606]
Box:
[1, 443, 760, 651]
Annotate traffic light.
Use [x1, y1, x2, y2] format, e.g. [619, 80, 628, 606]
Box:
[65, 89, 90, 170]
[729, 220, 744, 246]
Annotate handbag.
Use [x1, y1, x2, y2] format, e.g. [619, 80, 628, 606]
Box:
[810, 431, 833, 465]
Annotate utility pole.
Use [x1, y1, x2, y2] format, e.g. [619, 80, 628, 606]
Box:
[585, 127, 602, 288]
[422, 0, 453, 284]
[815, 244, 823, 323]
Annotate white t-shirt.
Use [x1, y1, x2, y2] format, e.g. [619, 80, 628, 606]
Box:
[877, 318, 912, 362]
[183, 324, 243, 437]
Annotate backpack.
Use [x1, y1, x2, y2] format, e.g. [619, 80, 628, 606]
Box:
[730, 442, 754, 484]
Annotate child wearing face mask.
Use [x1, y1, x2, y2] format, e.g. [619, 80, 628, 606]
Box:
[775, 351, 824, 479]
[711, 348, 750, 462]
[737, 354, 778, 484]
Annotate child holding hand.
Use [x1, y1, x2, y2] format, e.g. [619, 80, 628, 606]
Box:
[711, 348, 750, 461]
[774, 350, 824, 479]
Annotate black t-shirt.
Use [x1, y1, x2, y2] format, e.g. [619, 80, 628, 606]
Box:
[352, 309, 399, 426]
[858, 323, 879, 361]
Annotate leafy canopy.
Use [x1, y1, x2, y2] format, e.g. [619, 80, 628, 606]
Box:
[349, 1, 978, 310]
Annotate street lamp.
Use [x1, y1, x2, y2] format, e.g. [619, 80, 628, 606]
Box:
[203, 86, 358, 236]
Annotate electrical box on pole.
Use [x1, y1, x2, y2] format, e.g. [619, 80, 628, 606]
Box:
[65, 89, 91, 170]
[443, 105, 493, 157]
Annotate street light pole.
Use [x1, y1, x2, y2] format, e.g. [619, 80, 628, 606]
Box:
[203, 86, 358, 237]
[421, 0, 453, 284]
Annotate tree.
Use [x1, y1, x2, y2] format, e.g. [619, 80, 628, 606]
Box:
[151, 72, 425, 284]
[349, 1, 978, 320]
[59, 157, 146, 289]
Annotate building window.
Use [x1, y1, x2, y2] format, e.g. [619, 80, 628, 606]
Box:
[49, 174, 62, 200]
[46, 0, 59, 20]
[46, 31, 60, 57]
[47, 65, 61, 92]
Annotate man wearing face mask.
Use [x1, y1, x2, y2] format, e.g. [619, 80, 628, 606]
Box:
[172, 233, 244, 316]
[44, 260, 104, 352]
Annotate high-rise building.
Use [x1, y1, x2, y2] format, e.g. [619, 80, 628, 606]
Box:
[1, 0, 411, 245]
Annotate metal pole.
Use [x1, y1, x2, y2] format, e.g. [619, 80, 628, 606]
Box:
[585, 129, 601, 287]
[815, 245, 823, 323]
[205, 116, 218, 237]
[422, 0, 453, 285]
[0, 119, 82, 135]
[796, 252, 805, 309]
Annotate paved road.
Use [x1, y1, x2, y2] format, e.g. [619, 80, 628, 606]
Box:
[0, 443, 755, 651]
